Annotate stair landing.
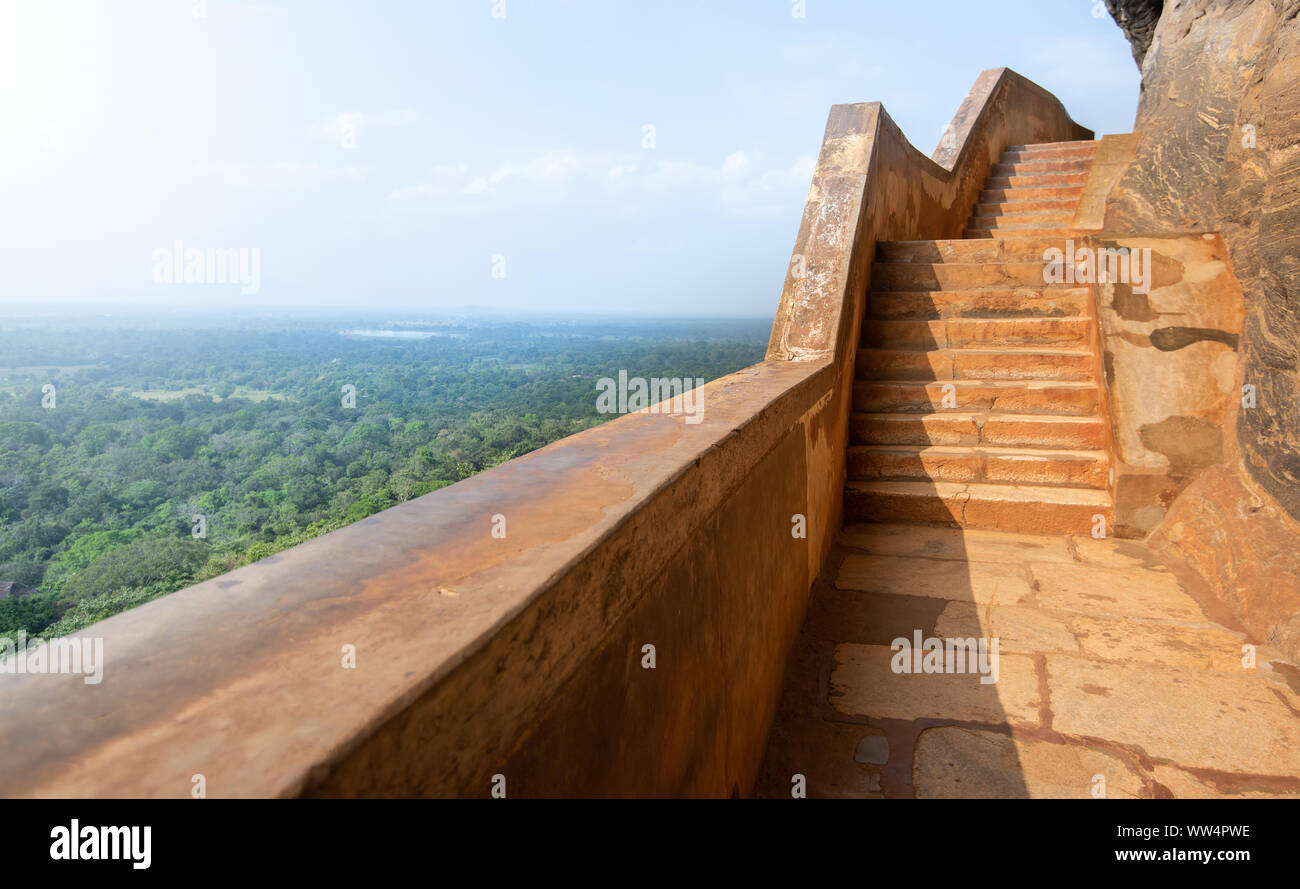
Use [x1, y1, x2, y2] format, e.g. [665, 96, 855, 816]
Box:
[754, 523, 1300, 798]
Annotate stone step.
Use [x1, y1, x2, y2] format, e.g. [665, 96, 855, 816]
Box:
[980, 185, 1085, 203]
[973, 197, 1079, 216]
[853, 379, 1101, 416]
[871, 261, 1069, 291]
[964, 227, 1075, 239]
[1002, 144, 1099, 163]
[967, 213, 1073, 230]
[1005, 140, 1100, 152]
[999, 149, 1098, 166]
[984, 171, 1091, 189]
[866, 288, 1090, 320]
[998, 150, 1102, 166]
[855, 344, 1099, 383]
[968, 217, 1075, 231]
[993, 159, 1095, 176]
[849, 411, 1107, 449]
[860, 317, 1090, 349]
[856, 346, 1096, 382]
[878, 237, 1072, 264]
[847, 444, 1109, 489]
[843, 479, 1111, 533]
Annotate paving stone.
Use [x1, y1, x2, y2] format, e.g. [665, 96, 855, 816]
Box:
[1047, 654, 1300, 774]
[913, 727, 1143, 798]
[762, 517, 1300, 799]
[1069, 615, 1246, 671]
[1030, 562, 1206, 621]
[802, 589, 947, 646]
[829, 643, 1042, 725]
[1068, 535, 1171, 570]
[754, 716, 887, 799]
[1151, 764, 1300, 799]
[838, 523, 1076, 564]
[836, 553, 1032, 606]
[989, 605, 1080, 653]
[934, 601, 1080, 654]
[933, 600, 983, 636]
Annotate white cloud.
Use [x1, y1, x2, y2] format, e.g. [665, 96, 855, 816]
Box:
[464, 149, 583, 194]
[721, 151, 753, 181]
[389, 163, 470, 200]
[720, 154, 816, 212]
[604, 161, 640, 183]
[390, 149, 816, 211]
[196, 160, 369, 190]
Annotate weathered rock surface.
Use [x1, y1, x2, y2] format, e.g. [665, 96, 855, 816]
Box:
[1048, 654, 1300, 774]
[1101, 0, 1300, 665]
[1104, 0, 1300, 523]
[914, 727, 1144, 798]
[1105, 0, 1164, 65]
[1092, 233, 1244, 536]
[1150, 464, 1300, 662]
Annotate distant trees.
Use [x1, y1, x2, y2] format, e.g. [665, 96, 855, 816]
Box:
[0, 315, 768, 638]
[39, 529, 144, 594]
[143, 425, 206, 460]
[60, 536, 209, 602]
[0, 421, 52, 451]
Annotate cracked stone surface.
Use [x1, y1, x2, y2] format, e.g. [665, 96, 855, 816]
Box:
[754, 523, 1300, 798]
[913, 727, 1145, 799]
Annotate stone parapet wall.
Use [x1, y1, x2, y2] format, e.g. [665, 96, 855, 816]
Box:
[0, 359, 839, 797]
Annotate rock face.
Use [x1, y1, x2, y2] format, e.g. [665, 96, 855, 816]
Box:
[1104, 0, 1300, 523]
[1104, 0, 1164, 65]
[1103, 0, 1300, 660]
[1091, 232, 1244, 536]
[1150, 465, 1300, 662]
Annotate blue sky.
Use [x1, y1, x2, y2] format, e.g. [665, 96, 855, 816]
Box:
[0, 0, 1139, 316]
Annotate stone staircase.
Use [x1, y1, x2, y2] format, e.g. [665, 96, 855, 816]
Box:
[845, 140, 1112, 534]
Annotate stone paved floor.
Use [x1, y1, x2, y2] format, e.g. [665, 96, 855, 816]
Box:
[754, 523, 1300, 798]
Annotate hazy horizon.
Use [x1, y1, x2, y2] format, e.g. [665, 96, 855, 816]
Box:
[0, 298, 776, 322]
[1, 1, 1139, 315]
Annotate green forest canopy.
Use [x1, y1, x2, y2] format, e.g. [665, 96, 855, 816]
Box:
[0, 312, 767, 638]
